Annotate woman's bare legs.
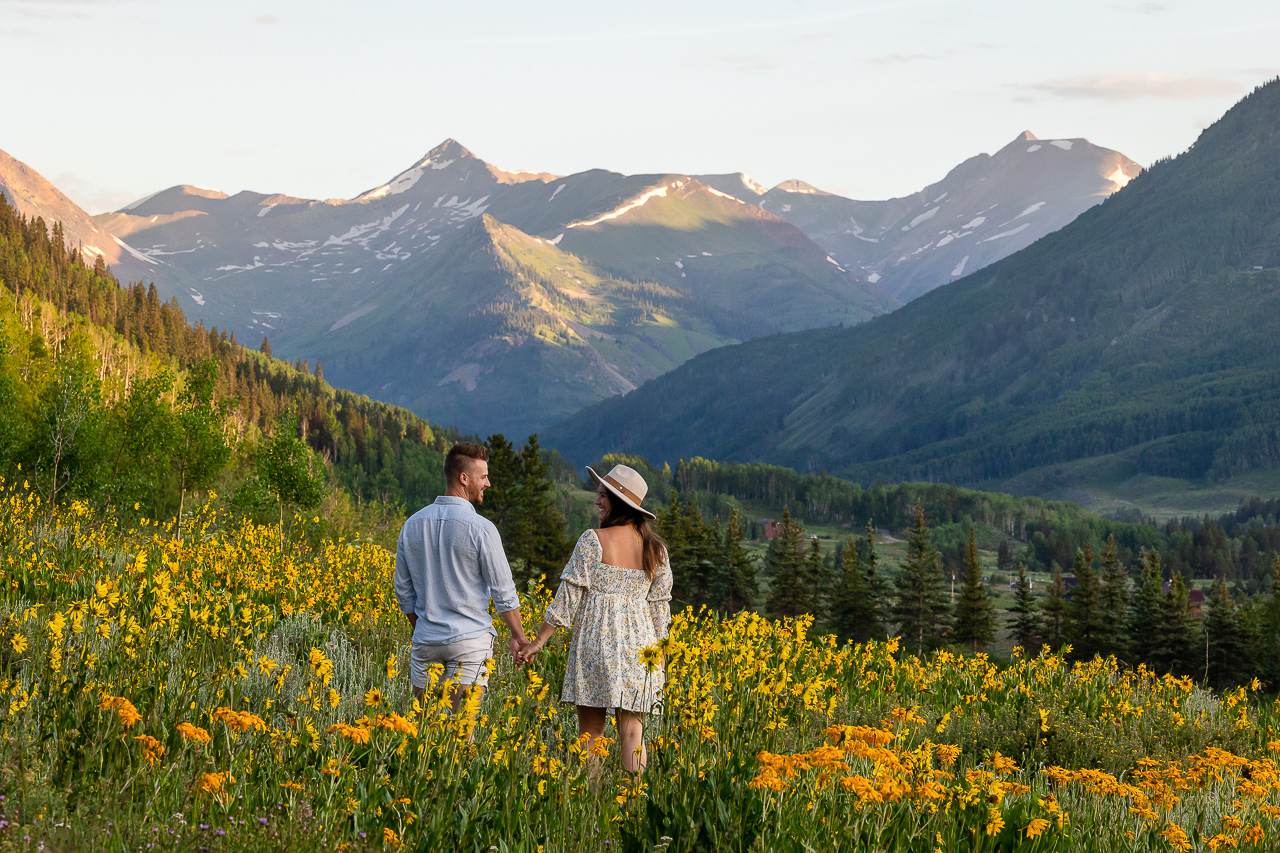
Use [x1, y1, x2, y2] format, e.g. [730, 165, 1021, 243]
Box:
[617, 709, 646, 774]
[577, 705, 608, 778]
[576, 706, 647, 775]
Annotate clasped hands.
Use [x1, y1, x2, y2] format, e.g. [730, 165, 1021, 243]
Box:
[509, 635, 545, 667]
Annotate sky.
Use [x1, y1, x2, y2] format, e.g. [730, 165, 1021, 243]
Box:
[1, 0, 1277, 214]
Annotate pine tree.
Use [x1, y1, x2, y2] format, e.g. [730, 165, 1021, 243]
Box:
[830, 535, 883, 643]
[862, 522, 889, 629]
[1097, 535, 1127, 657]
[1008, 564, 1041, 651]
[1067, 544, 1102, 659]
[1203, 576, 1249, 688]
[952, 527, 996, 652]
[765, 508, 811, 619]
[1126, 551, 1164, 665]
[1042, 563, 1067, 650]
[259, 336, 272, 357]
[1151, 573, 1198, 676]
[891, 504, 950, 656]
[713, 508, 759, 614]
[996, 540, 1013, 575]
[512, 436, 569, 586]
[1261, 556, 1280, 685]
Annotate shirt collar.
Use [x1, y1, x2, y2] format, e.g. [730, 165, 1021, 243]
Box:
[433, 496, 476, 511]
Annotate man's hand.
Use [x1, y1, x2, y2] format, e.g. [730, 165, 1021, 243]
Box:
[515, 638, 545, 667]
[510, 635, 530, 666]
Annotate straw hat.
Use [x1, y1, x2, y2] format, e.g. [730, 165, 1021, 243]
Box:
[586, 464, 655, 519]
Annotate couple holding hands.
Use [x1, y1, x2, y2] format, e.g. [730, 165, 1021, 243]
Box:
[393, 443, 671, 773]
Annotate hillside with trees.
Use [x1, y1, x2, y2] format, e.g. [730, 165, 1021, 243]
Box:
[546, 79, 1280, 510]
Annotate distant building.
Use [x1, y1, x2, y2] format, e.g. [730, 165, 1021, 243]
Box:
[1162, 579, 1207, 617]
[762, 519, 781, 540]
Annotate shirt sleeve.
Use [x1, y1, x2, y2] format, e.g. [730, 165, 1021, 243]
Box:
[394, 527, 417, 616]
[647, 547, 673, 640]
[477, 522, 521, 613]
[544, 530, 596, 629]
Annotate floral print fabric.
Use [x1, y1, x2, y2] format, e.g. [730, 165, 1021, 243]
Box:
[543, 529, 672, 712]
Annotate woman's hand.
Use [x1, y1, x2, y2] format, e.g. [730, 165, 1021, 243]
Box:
[517, 639, 545, 666]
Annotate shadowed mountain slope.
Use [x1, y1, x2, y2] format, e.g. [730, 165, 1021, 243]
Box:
[547, 80, 1280, 499]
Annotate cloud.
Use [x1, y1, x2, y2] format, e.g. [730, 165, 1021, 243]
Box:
[255, 14, 278, 24]
[1030, 72, 1241, 103]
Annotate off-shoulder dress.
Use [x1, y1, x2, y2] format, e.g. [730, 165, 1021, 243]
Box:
[542, 529, 672, 713]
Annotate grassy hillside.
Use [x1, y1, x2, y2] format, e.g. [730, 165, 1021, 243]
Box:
[545, 79, 1280, 509]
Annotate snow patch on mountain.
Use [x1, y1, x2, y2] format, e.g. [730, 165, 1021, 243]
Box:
[981, 223, 1031, 242]
[703, 186, 746, 204]
[902, 206, 940, 231]
[1050, 140, 1074, 150]
[113, 236, 158, 265]
[567, 184, 671, 228]
[359, 156, 457, 201]
[330, 303, 379, 332]
[951, 255, 969, 277]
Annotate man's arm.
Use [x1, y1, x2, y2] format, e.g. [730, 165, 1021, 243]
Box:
[477, 525, 527, 653]
[394, 528, 419, 631]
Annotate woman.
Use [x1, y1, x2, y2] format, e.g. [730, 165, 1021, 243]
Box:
[520, 464, 672, 774]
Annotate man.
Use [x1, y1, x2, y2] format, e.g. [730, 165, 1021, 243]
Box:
[394, 442, 528, 718]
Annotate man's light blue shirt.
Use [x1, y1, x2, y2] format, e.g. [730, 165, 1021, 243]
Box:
[394, 496, 520, 646]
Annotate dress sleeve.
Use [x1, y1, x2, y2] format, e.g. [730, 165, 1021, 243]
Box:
[647, 547, 673, 640]
[543, 530, 598, 630]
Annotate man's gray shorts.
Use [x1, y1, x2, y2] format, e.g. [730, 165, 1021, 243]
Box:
[410, 634, 494, 690]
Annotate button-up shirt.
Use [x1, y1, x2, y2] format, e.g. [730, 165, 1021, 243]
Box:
[394, 496, 520, 646]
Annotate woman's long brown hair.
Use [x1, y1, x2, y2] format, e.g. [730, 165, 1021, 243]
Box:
[599, 489, 667, 578]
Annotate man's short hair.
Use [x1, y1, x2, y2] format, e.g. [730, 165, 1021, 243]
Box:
[445, 442, 489, 483]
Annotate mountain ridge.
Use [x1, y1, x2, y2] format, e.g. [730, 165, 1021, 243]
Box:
[544, 79, 1280, 514]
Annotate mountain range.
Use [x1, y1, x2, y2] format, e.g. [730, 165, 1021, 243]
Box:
[697, 132, 1141, 303]
[546, 79, 1280, 515]
[1, 132, 1138, 437]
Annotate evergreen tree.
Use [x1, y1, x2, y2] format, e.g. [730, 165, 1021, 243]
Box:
[996, 540, 1013, 575]
[1042, 563, 1067, 650]
[480, 434, 568, 589]
[1097, 535, 1128, 657]
[764, 508, 811, 619]
[259, 336, 272, 357]
[1203, 576, 1251, 688]
[511, 436, 570, 587]
[713, 508, 759, 614]
[862, 522, 889, 629]
[804, 535, 828, 620]
[1008, 563, 1042, 651]
[1126, 552, 1164, 665]
[1261, 556, 1280, 685]
[1151, 573, 1199, 676]
[1067, 544, 1102, 659]
[891, 504, 950, 655]
[952, 527, 996, 652]
[830, 535, 885, 643]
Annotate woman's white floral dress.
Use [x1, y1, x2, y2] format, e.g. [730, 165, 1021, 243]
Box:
[543, 529, 672, 712]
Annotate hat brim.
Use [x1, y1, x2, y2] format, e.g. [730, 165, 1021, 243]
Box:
[587, 466, 656, 519]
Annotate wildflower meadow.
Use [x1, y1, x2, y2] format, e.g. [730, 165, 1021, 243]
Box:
[1, 477, 1279, 852]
